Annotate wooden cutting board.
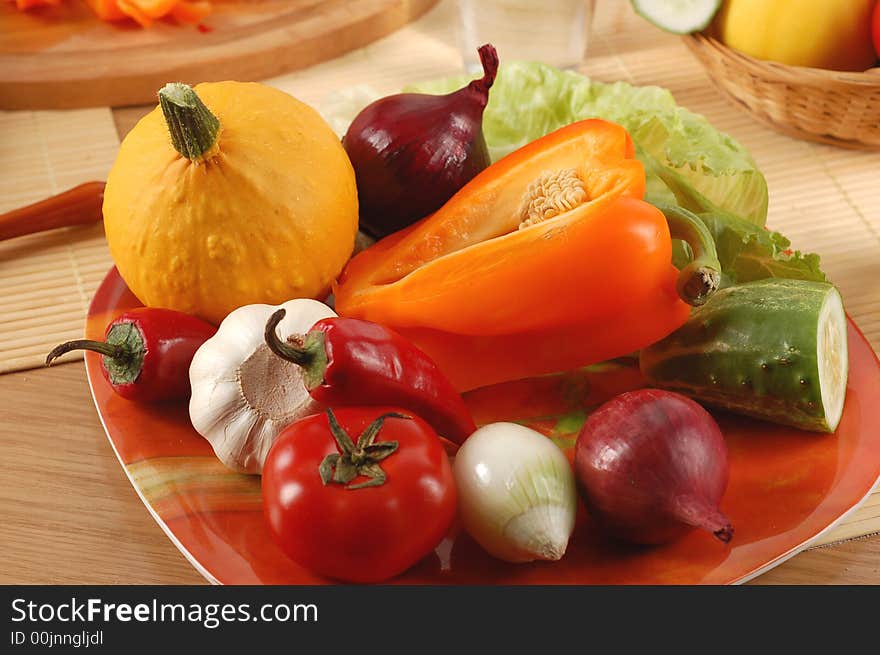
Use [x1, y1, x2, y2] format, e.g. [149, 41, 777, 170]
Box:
[0, 0, 438, 109]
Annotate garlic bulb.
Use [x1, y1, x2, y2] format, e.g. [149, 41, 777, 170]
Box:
[453, 422, 577, 563]
[189, 299, 336, 474]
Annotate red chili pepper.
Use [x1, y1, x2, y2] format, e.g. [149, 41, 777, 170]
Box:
[46, 307, 216, 402]
[264, 309, 476, 444]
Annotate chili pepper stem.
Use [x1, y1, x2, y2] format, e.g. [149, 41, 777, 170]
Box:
[264, 308, 329, 390]
[656, 203, 722, 306]
[47, 322, 146, 387]
[45, 339, 126, 366]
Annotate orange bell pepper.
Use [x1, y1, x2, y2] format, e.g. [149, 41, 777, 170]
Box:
[334, 119, 720, 391]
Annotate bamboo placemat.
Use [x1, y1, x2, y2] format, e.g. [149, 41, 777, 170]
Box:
[0, 0, 877, 545]
[0, 108, 118, 373]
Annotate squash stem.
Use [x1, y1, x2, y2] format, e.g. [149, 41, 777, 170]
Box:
[656, 203, 721, 307]
[158, 83, 221, 161]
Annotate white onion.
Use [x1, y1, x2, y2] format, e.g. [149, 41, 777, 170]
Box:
[453, 422, 577, 563]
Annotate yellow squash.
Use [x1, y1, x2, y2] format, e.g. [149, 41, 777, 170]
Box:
[103, 81, 359, 324]
[716, 0, 876, 71]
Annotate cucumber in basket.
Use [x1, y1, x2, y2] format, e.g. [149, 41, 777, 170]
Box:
[630, 0, 723, 35]
[640, 279, 849, 433]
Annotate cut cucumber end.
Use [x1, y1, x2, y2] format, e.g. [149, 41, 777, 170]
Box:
[639, 279, 849, 435]
[630, 0, 722, 35]
[817, 288, 848, 433]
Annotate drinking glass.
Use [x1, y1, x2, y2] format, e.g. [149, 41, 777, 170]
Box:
[455, 0, 596, 73]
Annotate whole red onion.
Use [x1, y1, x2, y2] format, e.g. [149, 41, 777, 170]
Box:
[342, 44, 499, 239]
[574, 389, 733, 546]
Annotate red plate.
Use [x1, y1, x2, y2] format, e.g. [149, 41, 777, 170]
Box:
[86, 267, 880, 584]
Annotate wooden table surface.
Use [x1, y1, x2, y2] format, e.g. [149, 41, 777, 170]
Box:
[3, 8, 880, 586]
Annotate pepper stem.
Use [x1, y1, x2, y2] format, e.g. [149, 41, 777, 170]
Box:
[158, 82, 221, 161]
[46, 322, 146, 387]
[264, 309, 312, 366]
[264, 309, 329, 391]
[656, 203, 722, 306]
[319, 409, 408, 490]
[46, 339, 125, 366]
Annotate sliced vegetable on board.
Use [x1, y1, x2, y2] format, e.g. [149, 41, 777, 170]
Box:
[46, 307, 216, 403]
[263, 309, 476, 445]
[343, 44, 499, 239]
[262, 409, 456, 583]
[6, 0, 62, 11]
[575, 389, 733, 545]
[454, 422, 577, 563]
[103, 81, 358, 325]
[640, 279, 849, 433]
[90, 0, 212, 27]
[335, 119, 721, 391]
[188, 299, 337, 474]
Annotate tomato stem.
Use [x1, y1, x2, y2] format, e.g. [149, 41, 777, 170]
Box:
[319, 409, 408, 490]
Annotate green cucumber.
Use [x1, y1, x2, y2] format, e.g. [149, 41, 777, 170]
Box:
[639, 279, 849, 433]
[630, 0, 722, 35]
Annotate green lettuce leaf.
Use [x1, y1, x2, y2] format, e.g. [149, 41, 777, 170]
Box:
[403, 62, 769, 225]
[637, 145, 825, 284]
[698, 211, 825, 285]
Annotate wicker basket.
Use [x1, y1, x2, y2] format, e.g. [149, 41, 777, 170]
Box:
[682, 32, 880, 150]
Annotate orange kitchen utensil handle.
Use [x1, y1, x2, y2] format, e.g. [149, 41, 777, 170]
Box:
[0, 181, 105, 242]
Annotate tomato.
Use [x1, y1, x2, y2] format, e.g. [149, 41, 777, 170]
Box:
[262, 408, 456, 582]
[873, 0, 880, 59]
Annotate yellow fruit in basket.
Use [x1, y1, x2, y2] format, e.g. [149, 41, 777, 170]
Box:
[716, 0, 877, 71]
[103, 81, 359, 324]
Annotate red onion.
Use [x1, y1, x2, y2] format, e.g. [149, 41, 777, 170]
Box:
[342, 44, 499, 239]
[574, 389, 733, 545]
